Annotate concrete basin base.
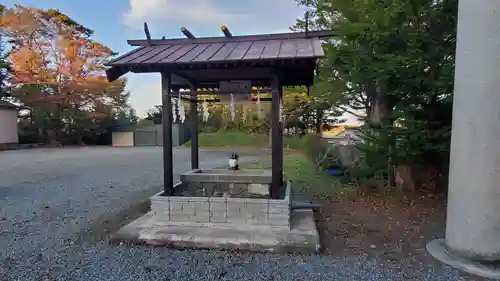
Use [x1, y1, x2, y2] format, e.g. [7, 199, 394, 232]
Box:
[110, 209, 320, 253]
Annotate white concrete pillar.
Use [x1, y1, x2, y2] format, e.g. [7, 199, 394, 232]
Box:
[427, 0, 500, 277]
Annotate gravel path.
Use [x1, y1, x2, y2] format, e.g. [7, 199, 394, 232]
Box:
[0, 147, 471, 281]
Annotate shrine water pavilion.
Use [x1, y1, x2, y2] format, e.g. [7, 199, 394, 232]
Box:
[105, 25, 334, 252]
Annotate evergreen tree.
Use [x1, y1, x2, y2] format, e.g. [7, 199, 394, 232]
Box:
[295, 0, 458, 190]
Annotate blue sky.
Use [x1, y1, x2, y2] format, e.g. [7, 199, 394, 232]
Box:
[3, 0, 306, 117]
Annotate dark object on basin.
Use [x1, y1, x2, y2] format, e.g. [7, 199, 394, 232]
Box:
[327, 168, 345, 176]
[229, 152, 239, 170]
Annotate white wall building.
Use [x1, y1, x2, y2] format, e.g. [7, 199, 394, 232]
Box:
[0, 100, 19, 145]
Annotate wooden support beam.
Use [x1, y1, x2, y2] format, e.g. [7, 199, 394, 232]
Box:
[271, 75, 283, 199]
[161, 72, 174, 196]
[190, 85, 199, 169]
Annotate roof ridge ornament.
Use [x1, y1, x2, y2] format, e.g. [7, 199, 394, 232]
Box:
[181, 27, 196, 39]
[221, 26, 232, 38]
[127, 29, 336, 46]
[144, 22, 152, 44]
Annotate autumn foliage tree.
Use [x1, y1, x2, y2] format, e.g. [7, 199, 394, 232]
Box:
[0, 5, 134, 144]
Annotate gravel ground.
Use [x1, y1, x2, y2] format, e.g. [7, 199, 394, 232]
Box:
[0, 147, 471, 281]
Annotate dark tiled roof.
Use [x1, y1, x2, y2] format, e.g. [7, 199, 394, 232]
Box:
[0, 100, 19, 110]
[106, 31, 328, 67]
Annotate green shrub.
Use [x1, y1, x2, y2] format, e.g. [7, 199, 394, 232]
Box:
[299, 134, 342, 171]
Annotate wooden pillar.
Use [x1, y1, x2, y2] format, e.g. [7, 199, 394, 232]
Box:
[190, 85, 199, 169]
[271, 75, 283, 199]
[161, 73, 173, 196]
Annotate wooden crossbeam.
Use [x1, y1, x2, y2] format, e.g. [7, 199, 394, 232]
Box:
[178, 96, 272, 103]
[180, 88, 271, 95]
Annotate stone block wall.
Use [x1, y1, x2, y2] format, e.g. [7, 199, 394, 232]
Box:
[151, 181, 292, 229]
[175, 182, 270, 198]
[177, 169, 273, 198]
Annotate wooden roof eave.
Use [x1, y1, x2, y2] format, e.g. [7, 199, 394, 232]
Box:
[104, 29, 334, 83]
[105, 55, 320, 68]
[106, 57, 318, 85]
[106, 66, 129, 82]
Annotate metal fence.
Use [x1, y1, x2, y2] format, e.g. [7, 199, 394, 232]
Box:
[133, 123, 191, 146]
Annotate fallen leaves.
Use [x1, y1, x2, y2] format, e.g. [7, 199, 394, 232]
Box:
[316, 190, 447, 263]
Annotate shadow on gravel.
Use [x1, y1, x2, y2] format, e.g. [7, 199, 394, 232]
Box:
[71, 158, 265, 246]
[73, 199, 151, 244]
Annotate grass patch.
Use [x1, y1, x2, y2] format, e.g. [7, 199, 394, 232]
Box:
[185, 131, 347, 199]
[185, 131, 268, 148]
[283, 136, 303, 150]
[243, 152, 350, 199]
[185, 131, 303, 149]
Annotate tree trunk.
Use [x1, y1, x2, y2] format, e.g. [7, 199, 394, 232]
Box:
[38, 127, 46, 144]
[47, 129, 57, 145]
[394, 165, 414, 191]
[315, 108, 323, 134]
[367, 81, 396, 189]
[368, 83, 392, 126]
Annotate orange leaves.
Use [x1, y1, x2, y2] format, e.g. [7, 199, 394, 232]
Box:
[57, 38, 79, 59]
[10, 46, 42, 83]
[57, 37, 86, 78]
[67, 76, 108, 94]
[87, 41, 114, 57]
[55, 37, 114, 83]
[1, 4, 123, 108]
[0, 5, 42, 40]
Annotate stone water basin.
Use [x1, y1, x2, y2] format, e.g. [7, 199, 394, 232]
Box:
[151, 169, 291, 229]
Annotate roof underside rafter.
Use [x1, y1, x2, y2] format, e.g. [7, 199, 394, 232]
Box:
[105, 29, 335, 88]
